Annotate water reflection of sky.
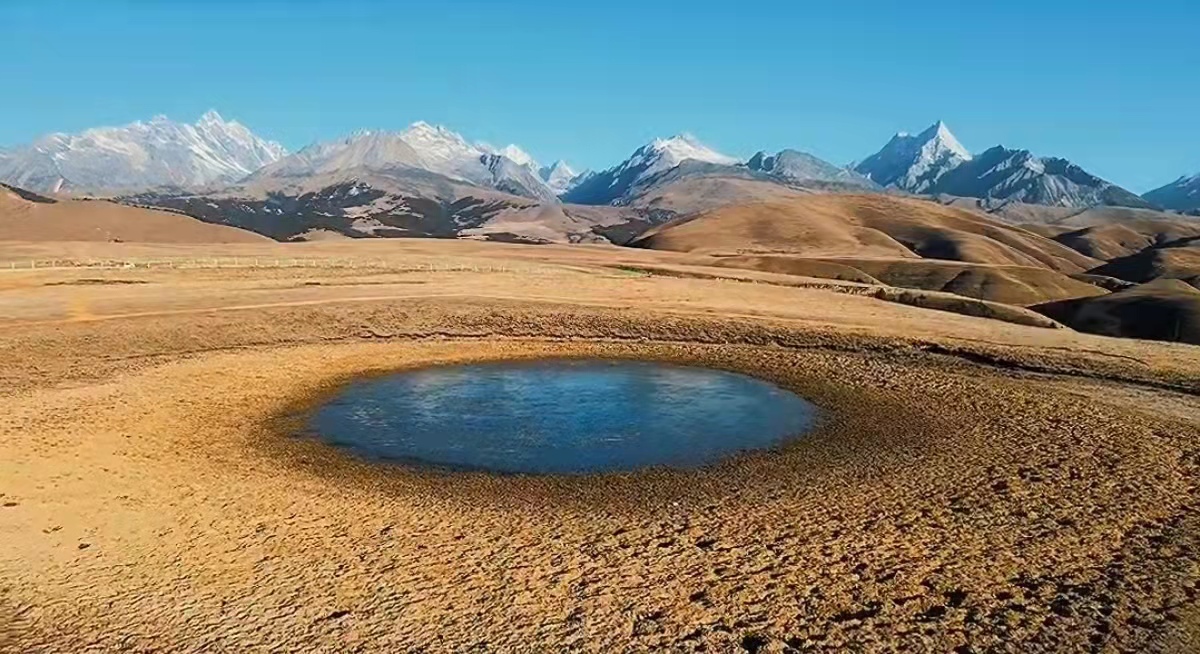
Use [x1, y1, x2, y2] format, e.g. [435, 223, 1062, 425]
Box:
[311, 359, 818, 474]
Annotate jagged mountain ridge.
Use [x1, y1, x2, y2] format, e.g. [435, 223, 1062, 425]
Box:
[930, 146, 1153, 209]
[855, 121, 1151, 209]
[745, 150, 877, 190]
[2, 111, 1185, 238]
[122, 172, 651, 244]
[0, 111, 286, 194]
[247, 122, 559, 202]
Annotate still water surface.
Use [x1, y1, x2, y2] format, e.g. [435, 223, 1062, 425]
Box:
[307, 359, 818, 474]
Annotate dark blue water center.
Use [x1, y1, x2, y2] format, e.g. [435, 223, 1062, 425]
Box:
[306, 359, 819, 474]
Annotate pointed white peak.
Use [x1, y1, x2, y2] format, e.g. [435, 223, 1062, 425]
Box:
[542, 159, 577, 178]
[854, 120, 972, 193]
[497, 144, 537, 169]
[918, 120, 971, 160]
[540, 160, 586, 194]
[648, 133, 738, 167]
[198, 109, 226, 126]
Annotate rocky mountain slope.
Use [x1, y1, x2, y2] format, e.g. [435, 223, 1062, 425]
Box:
[122, 167, 647, 244]
[929, 146, 1153, 208]
[0, 111, 286, 194]
[539, 160, 590, 195]
[562, 134, 739, 205]
[1144, 172, 1200, 212]
[247, 123, 558, 202]
[744, 150, 877, 190]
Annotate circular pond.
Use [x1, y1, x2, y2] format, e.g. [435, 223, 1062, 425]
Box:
[306, 359, 819, 474]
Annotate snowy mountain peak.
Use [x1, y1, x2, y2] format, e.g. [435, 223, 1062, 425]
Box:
[921, 120, 971, 161]
[647, 133, 737, 168]
[541, 160, 577, 179]
[621, 133, 737, 180]
[249, 122, 557, 202]
[561, 133, 739, 205]
[199, 109, 225, 124]
[538, 160, 590, 195]
[497, 144, 537, 169]
[399, 121, 482, 170]
[854, 120, 973, 193]
[0, 110, 287, 193]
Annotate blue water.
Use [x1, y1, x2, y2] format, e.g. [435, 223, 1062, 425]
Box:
[307, 359, 818, 475]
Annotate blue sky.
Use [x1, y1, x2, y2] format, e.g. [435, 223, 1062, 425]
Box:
[2, 0, 1197, 191]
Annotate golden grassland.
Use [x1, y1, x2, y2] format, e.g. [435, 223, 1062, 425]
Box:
[2, 239, 1199, 652]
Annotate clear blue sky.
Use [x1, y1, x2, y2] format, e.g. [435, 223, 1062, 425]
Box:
[3, 0, 1197, 191]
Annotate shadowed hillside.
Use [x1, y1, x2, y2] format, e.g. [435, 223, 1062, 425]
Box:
[1035, 279, 1200, 345]
[1089, 242, 1200, 286]
[0, 183, 268, 243]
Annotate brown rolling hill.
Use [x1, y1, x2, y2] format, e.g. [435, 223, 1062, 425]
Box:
[1088, 241, 1200, 286]
[0, 183, 269, 243]
[705, 255, 1105, 306]
[823, 258, 1104, 306]
[632, 195, 1111, 306]
[1034, 278, 1200, 345]
[633, 195, 1099, 272]
[1049, 220, 1200, 261]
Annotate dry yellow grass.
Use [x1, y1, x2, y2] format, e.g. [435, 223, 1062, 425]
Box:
[0, 185, 270, 243]
[631, 195, 1099, 273]
[707, 255, 1106, 306]
[2, 239, 1200, 652]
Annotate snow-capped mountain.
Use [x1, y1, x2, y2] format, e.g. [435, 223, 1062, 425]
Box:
[0, 110, 286, 194]
[495, 144, 537, 170]
[1143, 172, 1200, 212]
[398, 121, 495, 182]
[929, 146, 1152, 209]
[538, 160, 591, 195]
[249, 131, 424, 180]
[745, 149, 877, 189]
[480, 153, 560, 203]
[563, 134, 738, 205]
[855, 121, 1150, 209]
[854, 121, 971, 192]
[245, 122, 557, 202]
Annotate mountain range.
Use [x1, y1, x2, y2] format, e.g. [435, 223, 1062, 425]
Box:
[1, 111, 1197, 244]
[851, 121, 1153, 209]
[0, 111, 287, 194]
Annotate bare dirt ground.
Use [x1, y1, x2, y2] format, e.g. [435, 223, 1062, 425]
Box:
[2, 239, 1200, 653]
